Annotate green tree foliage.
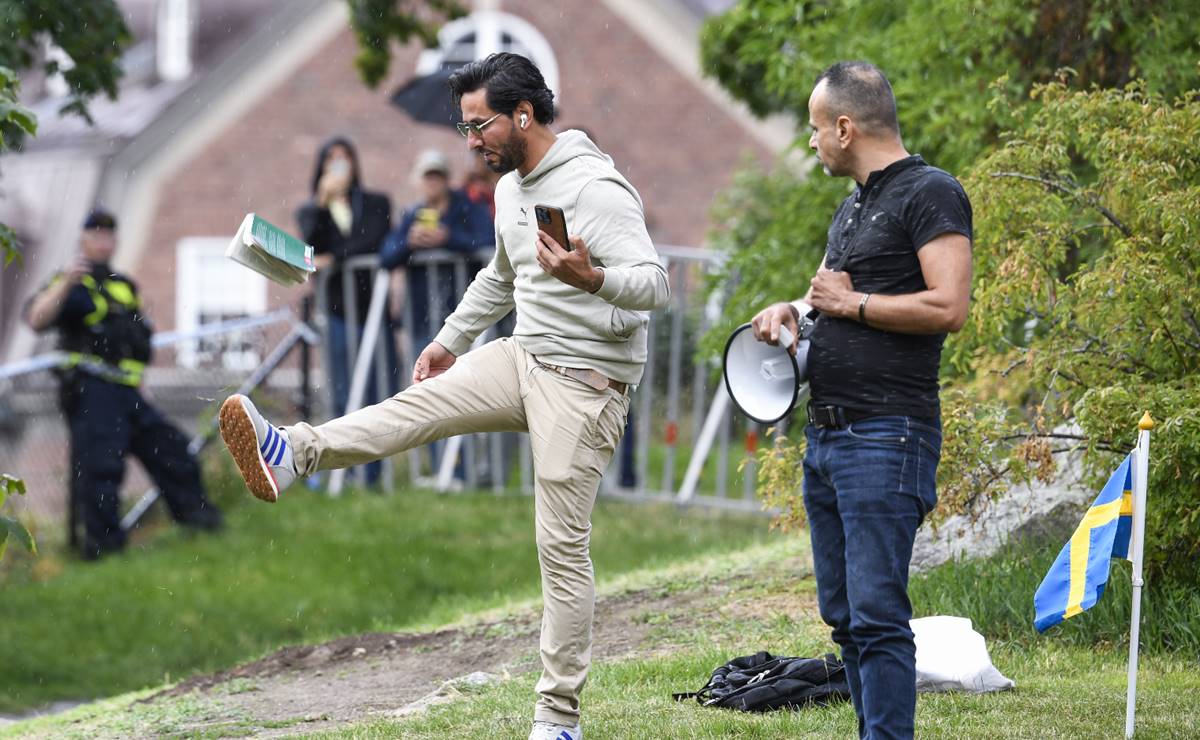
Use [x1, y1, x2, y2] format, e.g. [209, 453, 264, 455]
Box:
[0, 0, 131, 126]
[751, 81, 1200, 586]
[1, 474, 35, 560]
[345, 0, 466, 88]
[704, 1, 1200, 587]
[952, 81, 1200, 585]
[699, 0, 1200, 355]
[0, 0, 129, 264]
[0, 0, 119, 560]
[700, 160, 846, 356]
[0, 68, 35, 559]
[0, 66, 36, 266]
[701, 0, 1199, 173]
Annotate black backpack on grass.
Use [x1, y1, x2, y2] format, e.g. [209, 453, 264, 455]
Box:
[673, 652, 851, 711]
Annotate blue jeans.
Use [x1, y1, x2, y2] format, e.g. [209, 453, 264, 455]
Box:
[803, 415, 941, 740]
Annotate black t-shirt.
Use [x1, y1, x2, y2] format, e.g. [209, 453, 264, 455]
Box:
[806, 155, 972, 420]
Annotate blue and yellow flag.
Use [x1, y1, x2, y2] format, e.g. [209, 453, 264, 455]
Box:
[1034, 454, 1134, 633]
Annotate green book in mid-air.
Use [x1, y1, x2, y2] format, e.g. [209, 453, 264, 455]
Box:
[225, 213, 316, 286]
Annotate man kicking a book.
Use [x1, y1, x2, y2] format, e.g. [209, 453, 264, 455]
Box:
[219, 53, 668, 740]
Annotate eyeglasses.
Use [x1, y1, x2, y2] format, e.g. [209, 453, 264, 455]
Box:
[456, 112, 504, 138]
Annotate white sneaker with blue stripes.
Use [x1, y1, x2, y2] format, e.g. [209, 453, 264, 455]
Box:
[528, 721, 581, 740]
[219, 394, 296, 503]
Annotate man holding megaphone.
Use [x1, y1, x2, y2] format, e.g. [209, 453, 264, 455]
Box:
[750, 61, 972, 740]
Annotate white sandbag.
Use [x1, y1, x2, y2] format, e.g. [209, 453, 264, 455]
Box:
[912, 615, 1015, 693]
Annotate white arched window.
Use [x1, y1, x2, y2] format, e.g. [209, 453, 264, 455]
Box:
[416, 11, 560, 103]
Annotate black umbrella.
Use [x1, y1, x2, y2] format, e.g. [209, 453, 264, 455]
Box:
[390, 66, 461, 130]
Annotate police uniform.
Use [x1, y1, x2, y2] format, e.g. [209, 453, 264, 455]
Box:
[34, 263, 221, 559]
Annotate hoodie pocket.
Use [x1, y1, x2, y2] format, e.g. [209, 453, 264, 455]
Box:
[609, 307, 646, 340]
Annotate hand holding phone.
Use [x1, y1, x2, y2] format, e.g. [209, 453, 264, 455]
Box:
[65, 256, 92, 284]
[417, 208, 440, 229]
[533, 206, 604, 293]
[534, 204, 571, 251]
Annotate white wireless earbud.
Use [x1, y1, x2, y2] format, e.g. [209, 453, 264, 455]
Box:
[520, 113, 528, 128]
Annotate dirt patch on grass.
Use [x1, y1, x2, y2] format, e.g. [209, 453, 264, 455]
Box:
[14, 554, 806, 738]
[124, 573, 769, 738]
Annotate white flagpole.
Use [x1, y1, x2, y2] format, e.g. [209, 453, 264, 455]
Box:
[1125, 411, 1154, 739]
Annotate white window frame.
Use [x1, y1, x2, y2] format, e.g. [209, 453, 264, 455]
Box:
[416, 11, 560, 101]
[175, 237, 267, 370]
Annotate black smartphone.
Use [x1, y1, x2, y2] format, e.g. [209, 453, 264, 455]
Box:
[534, 204, 571, 251]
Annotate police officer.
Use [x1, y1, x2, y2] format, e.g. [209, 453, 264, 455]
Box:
[25, 208, 222, 560]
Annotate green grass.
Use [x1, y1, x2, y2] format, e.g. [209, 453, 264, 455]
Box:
[0, 485, 773, 714]
[336, 646, 1200, 739]
[640, 435, 759, 499]
[323, 541, 1200, 739]
[6, 537, 1199, 739]
[910, 538, 1200, 655]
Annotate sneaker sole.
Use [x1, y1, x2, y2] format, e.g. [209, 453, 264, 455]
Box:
[219, 396, 279, 503]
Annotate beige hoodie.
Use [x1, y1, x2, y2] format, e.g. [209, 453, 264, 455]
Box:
[434, 130, 670, 384]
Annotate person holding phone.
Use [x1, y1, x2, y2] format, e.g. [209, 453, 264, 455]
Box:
[297, 136, 396, 487]
[219, 53, 668, 740]
[380, 149, 495, 354]
[750, 62, 972, 740]
[380, 149, 495, 482]
[24, 209, 223, 559]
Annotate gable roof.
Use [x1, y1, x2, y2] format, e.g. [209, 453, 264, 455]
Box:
[22, 0, 290, 153]
[0, 0, 329, 363]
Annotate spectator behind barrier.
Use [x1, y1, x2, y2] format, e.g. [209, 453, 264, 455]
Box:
[463, 149, 501, 218]
[296, 136, 397, 488]
[380, 148, 495, 353]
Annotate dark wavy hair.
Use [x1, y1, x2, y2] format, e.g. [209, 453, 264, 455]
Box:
[815, 61, 900, 137]
[447, 53, 556, 125]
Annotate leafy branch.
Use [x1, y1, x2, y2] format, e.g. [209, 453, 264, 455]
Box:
[1, 474, 36, 560]
[0, 0, 131, 128]
[0, 65, 38, 266]
[990, 171, 1133, 237]
[345, 0, 466, 88]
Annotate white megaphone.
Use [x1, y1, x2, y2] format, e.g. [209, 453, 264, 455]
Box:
[722, 307, 814, 424]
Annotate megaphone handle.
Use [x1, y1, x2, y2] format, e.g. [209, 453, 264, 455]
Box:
[799, 308, 820, 342]
[777, 324, 794, 349]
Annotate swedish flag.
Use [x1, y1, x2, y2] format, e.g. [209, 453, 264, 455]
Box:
[1034, 454, 1134, 633]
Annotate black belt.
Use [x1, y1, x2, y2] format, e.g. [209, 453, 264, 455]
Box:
[806, 401, 876, 430]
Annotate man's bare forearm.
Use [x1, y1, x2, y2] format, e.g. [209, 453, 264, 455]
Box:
[821, 288, 967, 334]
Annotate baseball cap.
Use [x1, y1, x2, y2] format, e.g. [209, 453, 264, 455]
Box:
[82, 208, 117, 230]
[412, 149, 450, 178]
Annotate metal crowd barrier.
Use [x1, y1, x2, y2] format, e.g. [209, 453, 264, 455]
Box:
[315, 245, 769, 513]
[0, 244, 772, 536]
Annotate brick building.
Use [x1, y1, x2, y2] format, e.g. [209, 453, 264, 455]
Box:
[0, 0, 791, 523]
[1, 0, 788, 366]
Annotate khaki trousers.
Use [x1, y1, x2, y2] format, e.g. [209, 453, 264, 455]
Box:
[286, 337, 630, 725]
